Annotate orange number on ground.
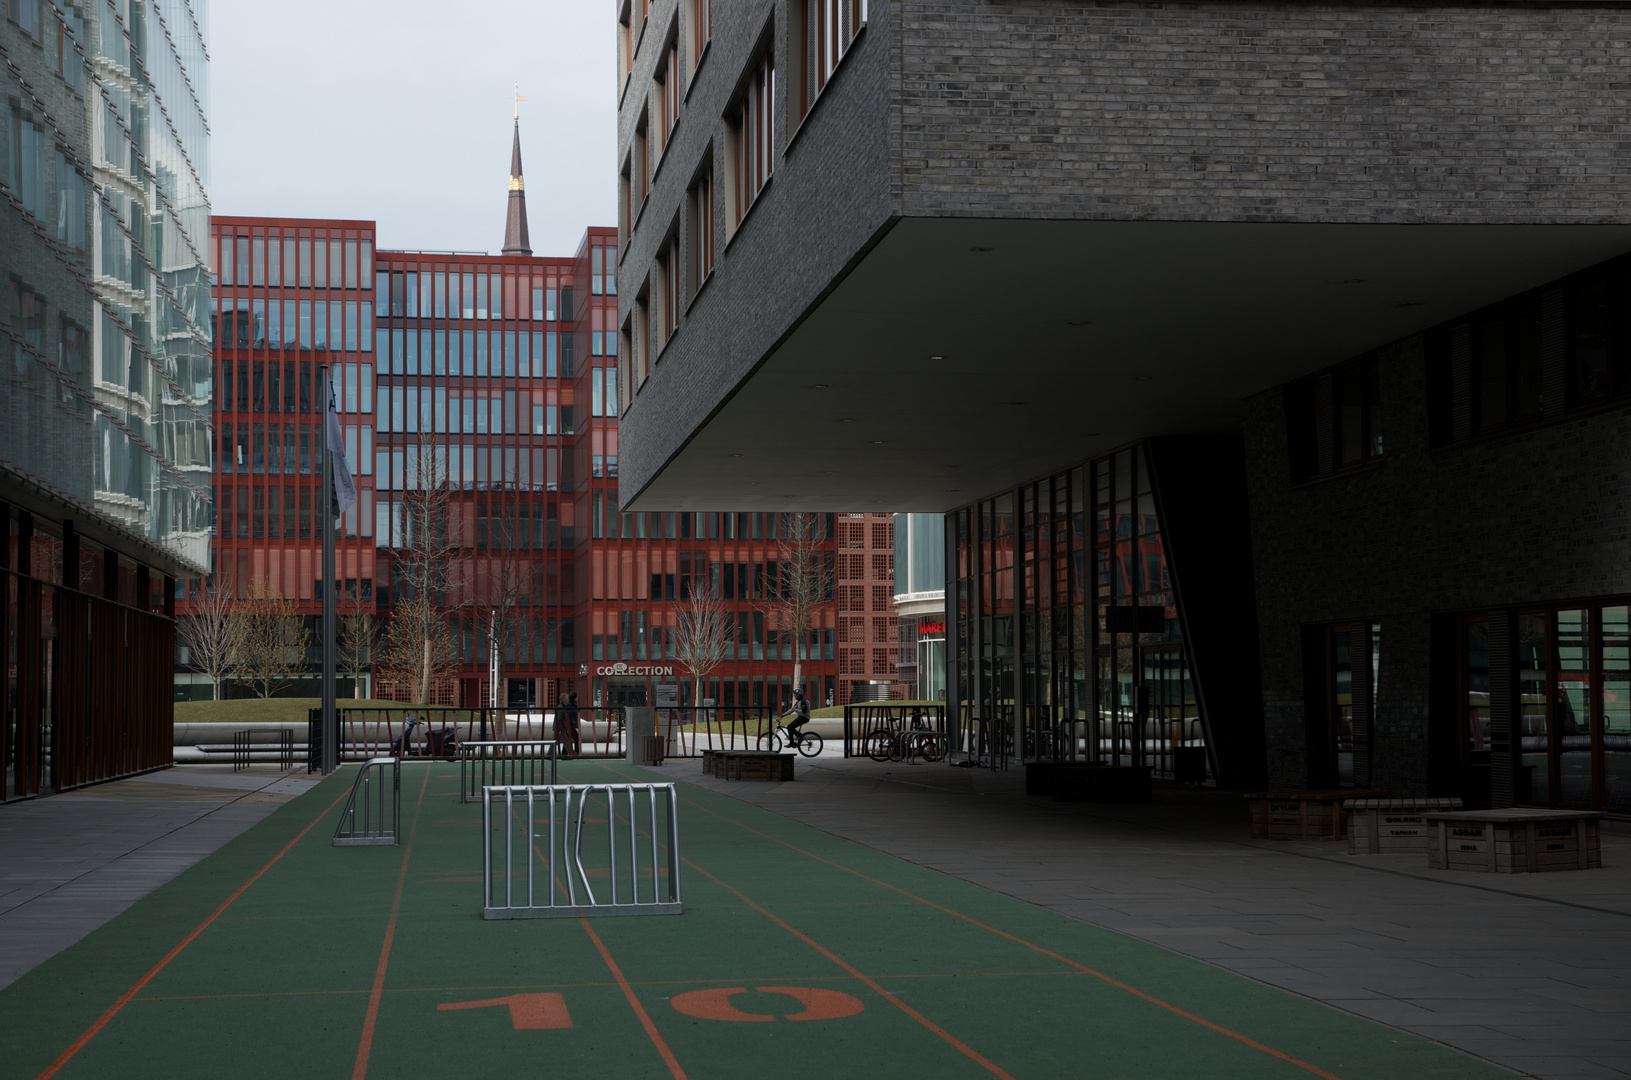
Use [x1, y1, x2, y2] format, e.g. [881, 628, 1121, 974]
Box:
[670, 987, 864, 1022]
[437, 992, 573, 1030]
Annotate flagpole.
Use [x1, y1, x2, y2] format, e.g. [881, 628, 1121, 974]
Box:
[320, 363, 337, 774]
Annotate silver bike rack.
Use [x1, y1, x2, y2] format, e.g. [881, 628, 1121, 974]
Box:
[459, 740, 559, 803]
[333, 757, 401, 846]
[482, 783, 682, 919]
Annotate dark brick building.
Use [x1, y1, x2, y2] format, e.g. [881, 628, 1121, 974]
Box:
[612, 0, 1631, 812]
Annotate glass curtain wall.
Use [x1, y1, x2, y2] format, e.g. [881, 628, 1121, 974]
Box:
[950, 444, 1210, 779]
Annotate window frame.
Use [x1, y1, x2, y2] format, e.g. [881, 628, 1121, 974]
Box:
[724, 31, 776, 238]
[686, 155, 716, 308]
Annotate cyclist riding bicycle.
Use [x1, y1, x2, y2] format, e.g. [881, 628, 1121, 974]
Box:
[785, 686, 812, 744]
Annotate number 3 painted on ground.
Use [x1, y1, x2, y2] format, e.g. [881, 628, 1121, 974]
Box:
[670, 987, 865, 1022]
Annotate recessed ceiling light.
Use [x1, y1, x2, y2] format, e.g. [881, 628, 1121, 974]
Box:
[929, 355, 944, 361]
[1066, 320, 1094, 327]
[1008, 401, 1026, 406]
[822, 470, 836, 474]
[968, 247, 993, 253]
[947, 489, 962, 493]
[1343, 278, 1368, 285]
[748, 481, 761, 485]
[838, 418, 856, 423]
[870, 440, 885, 445]
[1395, 300, 1424, 308]
[1084, 432, 1101, 437]
[730, 453, 744, 457]
[808, 383, 830, 389]
[1134, 376, 1155, 381]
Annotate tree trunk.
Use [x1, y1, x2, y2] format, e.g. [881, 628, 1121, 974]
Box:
[420, 635, 433, 705]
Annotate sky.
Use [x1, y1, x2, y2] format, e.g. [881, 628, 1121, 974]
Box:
[209, 1, 617, 257]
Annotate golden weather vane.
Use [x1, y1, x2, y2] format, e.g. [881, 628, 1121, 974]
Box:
[513, 82, 528, 120]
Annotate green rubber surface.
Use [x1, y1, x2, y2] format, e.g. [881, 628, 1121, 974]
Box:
[0, 761, 1509, 1080]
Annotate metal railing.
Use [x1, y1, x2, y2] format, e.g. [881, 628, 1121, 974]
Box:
[844, 704, 948, 759]
[232, 728, 293, 772]
[308, 707, 500, 770]
[460, 740, 559, 803]
[482, 783, 682, 919]
[333, 757, 401, 846]
[502, 708, 626, 758]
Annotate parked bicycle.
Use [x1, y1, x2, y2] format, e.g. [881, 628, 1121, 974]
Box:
[757, 717, 824, 757]
[866, 722, 947, 763]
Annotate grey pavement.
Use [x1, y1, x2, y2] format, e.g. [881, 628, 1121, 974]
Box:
[673, 754, 1631, 1080]
[0, 765, 320, 990]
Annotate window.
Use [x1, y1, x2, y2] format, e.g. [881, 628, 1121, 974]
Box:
[618, 0, 634, 94]
[1472, 298, 1544, 433]
[619, 156, 634, 245]
[655, 34, 680, 161]
[1285, 352, 1383, 482]
[687, 165, 715, 300]
[658, 228, 681, 349]
[14, 0, 40, 40]
[54, 153, 84, 250]
[55, 7, 85, 94]
[727, 46, 774, 231]
[791, 0, 866, 122]
[10, 109, 46, 220]
[1567, 271, 1631, 408]
[637, 109, 651, 207]
[634, 289, 651, 387]
[686, 0, 711, 82]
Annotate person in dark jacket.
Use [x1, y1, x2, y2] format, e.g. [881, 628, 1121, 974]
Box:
[560, 691, 581, 758]
[786, 686, 812, 744]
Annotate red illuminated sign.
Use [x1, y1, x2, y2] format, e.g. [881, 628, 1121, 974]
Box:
[918, 621, 946, 636]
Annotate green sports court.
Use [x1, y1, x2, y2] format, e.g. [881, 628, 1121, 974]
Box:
[2, 761, 1506, 1080]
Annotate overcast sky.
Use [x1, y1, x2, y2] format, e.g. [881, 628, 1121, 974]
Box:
[209, 1, 616, 257]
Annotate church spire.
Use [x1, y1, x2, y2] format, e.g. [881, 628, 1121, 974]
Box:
[502, 85, 532, 257]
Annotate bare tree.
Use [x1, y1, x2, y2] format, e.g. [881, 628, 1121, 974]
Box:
[375, 429, 462, 705]
[766, 513, 836, 696]
[674, 581, 730, 709]
[337, 593, 375, 700]
[176, 585, 235, 701]
[234, 578, 310, 699]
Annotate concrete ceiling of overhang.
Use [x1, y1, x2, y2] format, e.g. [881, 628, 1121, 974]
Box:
[628, 217, 1631, 512]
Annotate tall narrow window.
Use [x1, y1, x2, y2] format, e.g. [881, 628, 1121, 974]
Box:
[655, 36, 680, 159]
[793, 0, 866, 121]
[618, 0, 634, 93]
[687, 166, 715, 299]
[660, 231, 681, 347]
[686, 0, 712, 81]
[727, 47, 774, 230]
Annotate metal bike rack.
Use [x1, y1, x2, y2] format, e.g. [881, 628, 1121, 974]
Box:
[333, 757, 401, 846]
[482, 783, 682, 919]
[459, 740, 559, 803]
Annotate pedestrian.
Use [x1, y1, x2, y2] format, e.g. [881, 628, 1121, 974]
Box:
[562, 690, 581, 758]
[785, 686, 812, 745]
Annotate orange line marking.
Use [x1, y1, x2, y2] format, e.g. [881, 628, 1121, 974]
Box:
[580, 920, 689, 1080]
[437, 992, 573, 1029]
[32, 790, 348, 1080]
[351, 765, 432, 1080]
[684, 796, 1345, 1080]
[681, 858, 1018, 1080]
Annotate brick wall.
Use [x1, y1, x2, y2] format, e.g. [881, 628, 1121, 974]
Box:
[898, 1, 1631, 224]
[1244, 334, 1631, 792]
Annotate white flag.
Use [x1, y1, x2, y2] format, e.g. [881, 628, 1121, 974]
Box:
[326, 379, 357, 518]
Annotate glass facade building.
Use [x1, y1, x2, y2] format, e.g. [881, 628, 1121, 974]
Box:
[3, 0, 212, 798]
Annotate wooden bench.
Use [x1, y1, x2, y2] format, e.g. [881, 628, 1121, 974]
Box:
[1344, 798, 1463, 855]
[1424, 808, 1602, 873]
[703, 750, 795, 782]
[1245, 790, 1389, 841]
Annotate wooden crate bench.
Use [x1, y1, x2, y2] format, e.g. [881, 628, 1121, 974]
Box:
[1424, 809, 1602, 874]
[706, 750, 795, 782]
[1245, 790, 1390, 841]
[1345, 798, 1463, 855]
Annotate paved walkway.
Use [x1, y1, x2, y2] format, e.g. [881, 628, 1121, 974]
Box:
[677, 754, 1631, 1080]
[0, 765, 320, 990]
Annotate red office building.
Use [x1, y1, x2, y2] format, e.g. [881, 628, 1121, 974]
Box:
[181, 125, 902, 713]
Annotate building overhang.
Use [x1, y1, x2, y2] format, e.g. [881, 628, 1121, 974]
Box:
[0, 461, 205, 579]
[623, 217, 1631, 511]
